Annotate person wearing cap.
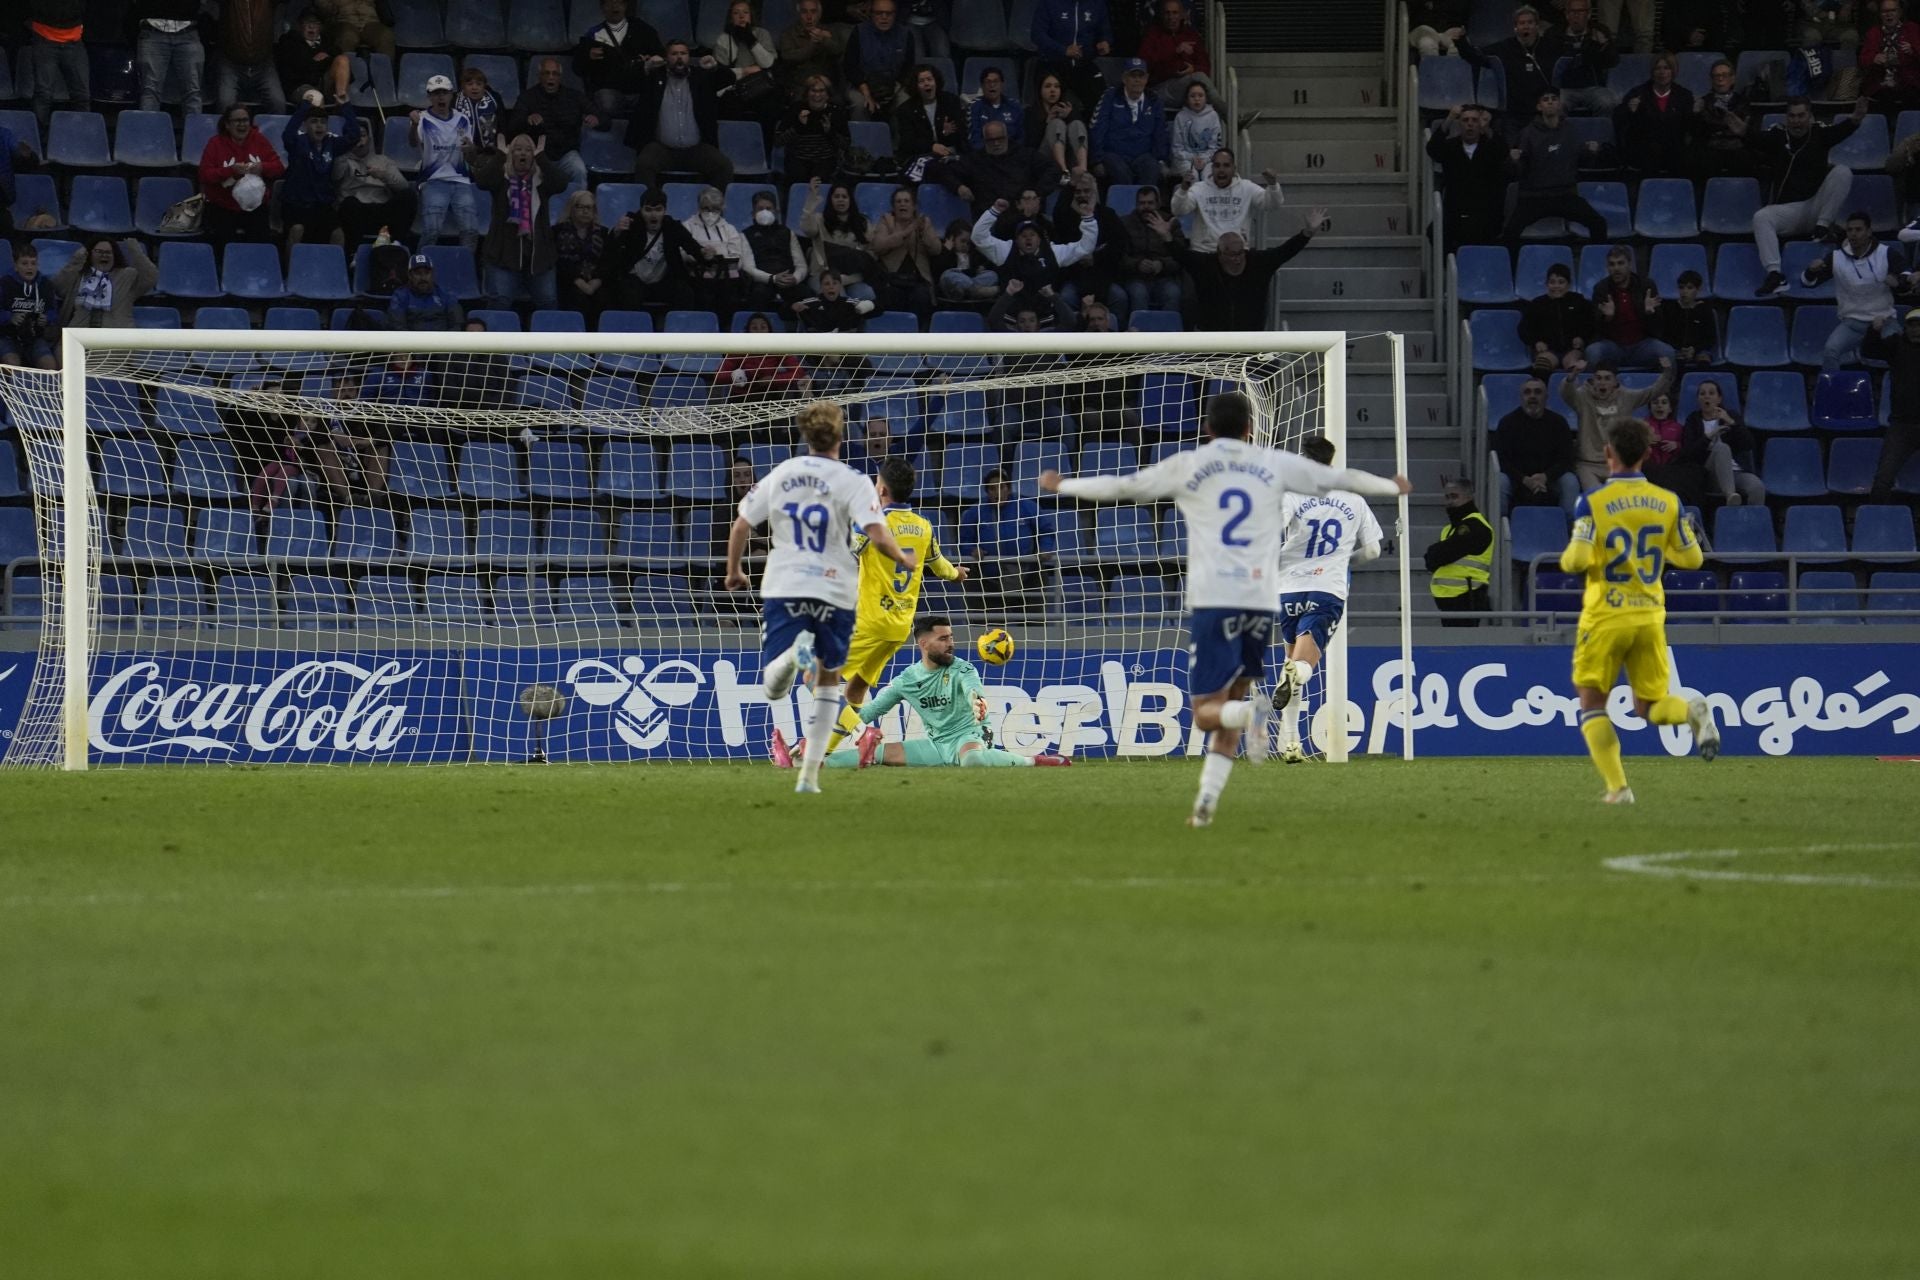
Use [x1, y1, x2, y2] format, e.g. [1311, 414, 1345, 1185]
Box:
[601, 188, 705, 309]
[970, 196, 1101, 328]
[198, 102, 287, 244]
[410, 74, 481, 255]
[471, 134, 567, 310]
[625, 38, 736, 190]
[1090, 58, 1168, 186]
[1171, 146, 1284, 255]
[388, 253, 464, 330]
[1139, 0, 1216, 107]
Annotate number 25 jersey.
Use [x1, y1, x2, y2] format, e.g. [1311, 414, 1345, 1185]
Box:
[738, 454, 883, 609]
[1561, 472, 1704, 623]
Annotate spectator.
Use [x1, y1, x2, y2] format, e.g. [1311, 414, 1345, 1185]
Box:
[1586, 246, 1674, 368]
[627, 39, 737, 190]
[1614, 51, 1693, 176]
[387, 252, 464, 329]
[55, 237, 159, 330]
[1426, 102, 1507, 252]
[935, 217, 999, 301]
[841, 404, 905, 472]
[1171, 148, 1284, 254]
[742, 189, 810, 313]
[1028, 72, 1090, 177]
[1495, 376, 1580, 516]
[282, 95, 359, 253]
[27, 0, 91, 130]
[777, 0, 842, 95]
[1520, 262, 1596, 372]
[217, 0, 288, 112]
[575, 0, 665, 121]
[1692, 58, 1752, 179]
[714, 0, 785, 136]
[777, 74, 850, 181]
[1684, 378, 1766, 506]
[1032, 0, 1111, 110]
[0, 125, 33, 239]
[1862, 0, 1920, 109]
[1500, 89, 1609, 242]
[1053, 171, 1128, 323]
[717, 315, 811, 398]
[1804, 210, 1909, 368]
[1141, 0, 1216, 108]
[1555, 0, 1621, 114]
[892, 62, 967, 179]
[1747, 96, 1866, 296]
[970, 199, 1100, 326]
[683, 183, 750, 312]
[1116, 184, 1185, 316]
[553, 189, 609, 318]
[1173, 215, 1321, 331]
[1170, 82, 1224, 186]
[273, 8, 346, 106]
[1409, 0, 1470, 56]
[969, 66, 1023, 151]
[904, 0, 953, 60]
[944, 119, 1061, 216]
[868, 185, 942, 318]
[960, 469, 1056, 613]
[988, 282, 1051, 332]
[411, 75, 480, 254]
[0, 245, 61, 370]
[1862, 308, 1920, 500]
[134, 0, 206, 118]
[1424, 474, 1494, 626]
[1089, 59, 1168, 185]
[844, 0, 914, 120]
[311, 0, 394, 59]
[510, 57, 596, 196]
[199, 103, 286, 243]
[456, 65, 505, 155]
[997, 186, 1055, 240]
[333, 122, 414, 248]
[1655, 268, 1718, 367]
[801, 178, 878, 298]
[792, 269, 876, 332]
[602, 188, 704, 308]
[1797, 3, 1859, 102]
[471, 134, 565, 310]
[1559, 358, 1675, 489]
[1472, 5, 1565, 140]
[1638, 389, 1697, 498]
[1600, 0, 1659, 53]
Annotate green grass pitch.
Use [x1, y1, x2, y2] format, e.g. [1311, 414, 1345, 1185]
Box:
[2, 757, 1916, 1278]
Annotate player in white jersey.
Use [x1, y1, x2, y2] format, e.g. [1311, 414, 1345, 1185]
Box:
[1273, 435, 1387, 762]
[727, 402, 916, 794]
[1041, 392, 1410, 827]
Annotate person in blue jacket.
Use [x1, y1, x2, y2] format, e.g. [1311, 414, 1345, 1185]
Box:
[387, 253, 465, 330]
[281, 92, 360, 253]
[1032, 0, 1111, 110]
[1091, 58, 1168, 185]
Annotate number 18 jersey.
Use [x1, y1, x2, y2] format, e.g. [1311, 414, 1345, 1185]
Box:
[1275, 490, 1383, 603]
[738, 454, 883, 609]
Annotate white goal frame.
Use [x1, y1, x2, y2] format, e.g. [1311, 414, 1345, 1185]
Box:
[47, 326, 1414, 770]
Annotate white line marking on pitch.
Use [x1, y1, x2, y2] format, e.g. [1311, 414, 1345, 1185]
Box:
[1603, 842, 1920, 889]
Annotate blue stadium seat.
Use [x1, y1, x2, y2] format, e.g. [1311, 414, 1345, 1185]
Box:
[1784, 506, 1849, 565]
[0, 110, 44, 160]
[1868, 571, 1920, 619]
[1663, 569, 1719, 620]
[1849, 172, 1900, 232]
[953, 7, 1011, 52]
[1110, 575, 1166, 615]
[1092, 506, 1156, 559]
[516, 372, 573, 416]
[1475, 63, 1506, 111]
[1762, 438, 1827, 500]
[476, 509, 536, 560]
[1633, 177, 1697, 238]
[1454, 245, 1515, 304]
[287, 243, 353, 300]
[266, 506, 330, 561]
[89, 377, 150, 435]
[1781, 241, 1836, 300]
[134, 176, 198, 236]
[595, 440, 660, 499]
[1129, 309, 1183, 332]
[1478, 373, 1528, 426]
[0, 442, 21, 500]
[7, 173, 59, 230]
[459, 442, 525, 500]
[214, 573, 276, 623]
[380, 115, 421, 173]
[720, 181, 778, 229]
[407, 507, 470, 560]
[936, 443, 1000, 500]
[181, 113, 219, 162]
[142, 577, 207, 625]
[582, 372, 647, 416]
[1135, 373, 1198, 437]
[1711, 242, 1765, 300]
[386, 441, 452, 499]
[29, 237, 82, 278]
[112, 109, 178, 167]
[187, 305, 256, 376]
[173, 436, 240, 497]
[334, 507, 399, 561]
[120, 504, 189, 561]
[134, 305, 181, 328]
[1744, 370, 1810, 431]
[354, 574, 419, 619]
[345, 53, 398, 110]
[47, 110, 110, 166]
[399, 53, 458, 107]
[153, 379, 226, 435]
[738, 442, 790, 476]
[96, 435, 168, 496]
[470, 308, 522, 333]
[1826, 436, 1881, 493]
[1812, 370, 1879, 431]
[1507, 506, 1567, 565]
[1675, 51, 1721, 95]
[1853, 505, 1919, 561]
[581, 128, 637, 176]
[662, 181, 704, 221]
[553, 575, 623, 623]
[1577, 181, 1630, 233]
[492, 572, 552, 623]
[1574, 243, 1613, 296]
[1901, 109, 1920, 144]
[929, 389, 993, 436]
[529, 440, 594, 500]
[665, 443, 729, 499]
[1468, 309, 1528, 371]
[614, 510, 678, 562]
[663, 309, 722, 374]
[718, 118, 769, 175]
[283, 575, 351, 627]
[637, 0, 695, 42]
[542, 506, 607, 559]
[1722, 306, 1789, 368]
[422, 246, 482, 301]
[1702, 177, 1761, 236]
[222, 242, 287, 300]
[1677, 371, 1740, 414]
[512, 0, 574, 50]
[1647, 242, 1710, 299]
[852, 180, 899, 226]
[1713, 506, 1778, 560]
[1417, 55, 1476, 111]
[1727, 569, 1786, 619]
[527, 309, 590, 374]
[67, 174, 132, 234]
[927, 310, 993, 377]
[1605, 54, 1652, 92]
[593, 182, 648, 228]
[157, 242, 223, 299]
[1077, 441, 1138, 478]
[677, 506, 717, 562]
[1789, 305, 1839, 367]
[392, 0, 448, 46]
[423, 575, 486, 621]
[1513, 244, 1574, 300]
[0, 509, 36, 569]
[1829, 114, 1890, 169]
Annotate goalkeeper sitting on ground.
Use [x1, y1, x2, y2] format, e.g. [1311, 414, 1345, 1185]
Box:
[773, 617, 1071, 768]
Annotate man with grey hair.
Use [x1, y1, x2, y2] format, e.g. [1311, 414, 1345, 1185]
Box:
[508, 57, 597, 196]
[942, 118, 1060, 215]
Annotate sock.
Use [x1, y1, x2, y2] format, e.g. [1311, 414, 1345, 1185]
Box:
[1217, 700, 1253, 729]
[959, 747, 1033, 767]
[1281, 697, 1303, 747]
[1580, 709, 1629, 792]
[800, 688, 842, 782]
[1195, 750, 1233, 809]
[1644, 694, 1689, 725]
[825, 702, 864, 752]
[823, 745, 864, 768]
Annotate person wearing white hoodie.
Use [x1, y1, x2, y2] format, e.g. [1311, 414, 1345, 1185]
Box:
[1169, 81, 1223, 184]
[1170, 147, 1284, 254]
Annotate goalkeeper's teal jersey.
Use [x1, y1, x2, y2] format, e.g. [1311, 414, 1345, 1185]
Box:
[858, 657, 987, 742]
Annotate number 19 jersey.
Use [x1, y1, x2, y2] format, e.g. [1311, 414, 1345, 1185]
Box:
[738, 454, 884, 609]
[1275, 490, 1383, 603]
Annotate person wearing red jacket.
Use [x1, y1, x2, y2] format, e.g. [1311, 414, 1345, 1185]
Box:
[1862, 0, 1920, 108]
[198, 102, 288, 243]
[714, 315, 812, 398]
[1138, 0, 1215, 107]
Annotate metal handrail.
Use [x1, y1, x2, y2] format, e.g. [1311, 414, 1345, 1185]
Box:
[1520, 549, 1920, 623]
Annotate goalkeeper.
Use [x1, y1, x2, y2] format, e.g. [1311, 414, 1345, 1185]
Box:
[772, 617, 1071, 768]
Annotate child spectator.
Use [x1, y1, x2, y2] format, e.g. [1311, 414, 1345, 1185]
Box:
[282, 94, 359, 253]
[411, 75, 481, 254]
[791, 269, 874, 331]
[0, 245, 60, 369]
[1656, 268, 1719, 366]
[457, 66, 505, 154]
[1170, 82, 1223, 185]
[1519, 263, 1596, 373]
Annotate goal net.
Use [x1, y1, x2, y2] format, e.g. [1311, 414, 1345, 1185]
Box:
[0, 328, 1402, 769]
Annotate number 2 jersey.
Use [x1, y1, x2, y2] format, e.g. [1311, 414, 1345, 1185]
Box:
[738, 454, 884, 609]
[1560, 471, 1703, 625]
[1056, 437, 1403, 612]
[1275, 490, 1385, 603]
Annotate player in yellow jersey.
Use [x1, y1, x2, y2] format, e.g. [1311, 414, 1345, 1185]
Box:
[1560, 418, 1721, 804]
[820, 457, 967, 753]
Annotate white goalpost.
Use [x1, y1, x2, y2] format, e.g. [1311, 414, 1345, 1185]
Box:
[0, 326, 1412, 769]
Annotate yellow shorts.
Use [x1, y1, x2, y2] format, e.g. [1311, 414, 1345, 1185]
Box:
[1571, 620, 1671, 702]
[844, 625, 911, 689]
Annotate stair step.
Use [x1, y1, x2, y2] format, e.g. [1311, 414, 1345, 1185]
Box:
[1309, 203, 1418, 237]
[1240, 77, 1389, 111]
[1276, 265, 1426, 301]
[1348, 391, 1452, 430]
[1275, 172, 1410, 207]
[1243, 108, 1399, 141]
[1259, 138, 1399, 176]
[1287, 237, 1423, 270]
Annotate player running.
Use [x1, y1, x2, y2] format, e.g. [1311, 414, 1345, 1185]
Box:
[773, 616, 1071, 769]
[726, 401, 916, 795]
[1273, 435, 1387, 762]
[1560, 419, 1720, 804]
[1041, 392, 1411, 828]
[821, 457, 968, 754]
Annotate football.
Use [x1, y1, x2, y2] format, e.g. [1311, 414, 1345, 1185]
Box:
[976, 628, 1015, 665]
[518, 683, 568, 721]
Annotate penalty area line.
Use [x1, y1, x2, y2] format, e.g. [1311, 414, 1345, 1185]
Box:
[1602, 842, 1920, 890]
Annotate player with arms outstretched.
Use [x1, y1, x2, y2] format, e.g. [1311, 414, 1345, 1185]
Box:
[1041, 392, 1411, 828]
[1273, 435, 1387, 762]
[727, 402, 916, 794]
[1560, 419, 1720, 804]
[775, 616, 1071, 769]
